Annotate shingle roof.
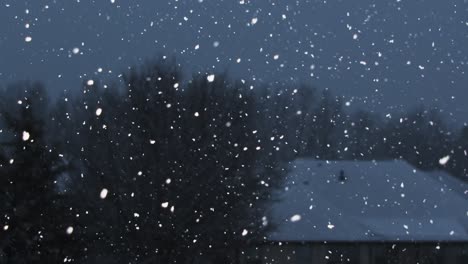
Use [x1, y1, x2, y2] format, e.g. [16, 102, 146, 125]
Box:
[268, 159, 468, 242]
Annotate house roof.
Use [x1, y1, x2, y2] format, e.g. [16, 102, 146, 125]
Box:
[267, 159, 468, 242]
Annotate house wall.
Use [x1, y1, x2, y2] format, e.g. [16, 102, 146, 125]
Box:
[242, 242, 468, 264]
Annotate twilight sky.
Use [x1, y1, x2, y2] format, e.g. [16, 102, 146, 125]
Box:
[1, 0, 468, 122]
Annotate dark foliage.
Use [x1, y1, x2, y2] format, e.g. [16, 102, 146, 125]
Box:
[0, 83, 78, 263]
[0, 59, 466, 263]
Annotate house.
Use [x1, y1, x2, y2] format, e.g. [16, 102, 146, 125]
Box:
[245, 159, 468, 264]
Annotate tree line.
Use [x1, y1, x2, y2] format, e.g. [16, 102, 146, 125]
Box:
[0, 58, 466, 263]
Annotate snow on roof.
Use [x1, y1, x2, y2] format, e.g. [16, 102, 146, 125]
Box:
[267, 159, 468, 242]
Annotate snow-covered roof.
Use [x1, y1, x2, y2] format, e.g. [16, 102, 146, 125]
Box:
[268, 159, 468, 242]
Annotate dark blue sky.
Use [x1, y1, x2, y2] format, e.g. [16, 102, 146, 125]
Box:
[1, 0, 468, 122]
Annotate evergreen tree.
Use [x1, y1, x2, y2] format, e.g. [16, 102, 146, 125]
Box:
[0, 82, 77, 263]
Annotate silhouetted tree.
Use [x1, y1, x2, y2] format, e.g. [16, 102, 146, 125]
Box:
[310, 89, 344, 159]
[50, 60, 286, 263]
[0, 82, 77, 263]
[2, 58, 467, 264]
[346, 110, 382, 159]
[382, 107, 451, 170]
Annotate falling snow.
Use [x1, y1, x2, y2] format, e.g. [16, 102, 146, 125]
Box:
[100, 188, 108, 199]
[1, 1, 468, 262]
[207, 74, 215, 83]
[22, 131, 30, 141]
[290, 214, 302, 222]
